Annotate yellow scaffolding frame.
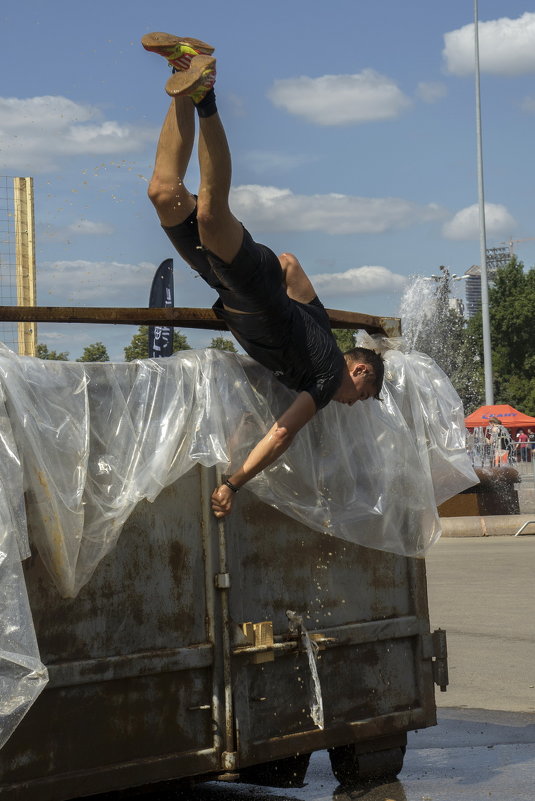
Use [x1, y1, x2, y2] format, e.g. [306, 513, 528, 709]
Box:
[14, 177, 37, 355]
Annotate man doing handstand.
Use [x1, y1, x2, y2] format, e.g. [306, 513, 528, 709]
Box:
[142, 33, 384, 518]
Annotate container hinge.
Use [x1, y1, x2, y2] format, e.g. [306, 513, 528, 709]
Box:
[423, 628, 449, 692]
[214, 572, 231, 589]
[221, 750, 238, 770]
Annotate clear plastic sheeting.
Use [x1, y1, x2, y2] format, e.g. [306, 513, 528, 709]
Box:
[0, 340, 478, 599]
[0, 381, 29, 562]
[0, 483, 48, 749]
[0, 338, 478, 746]
[0, 372, 47, 749]
[359, 333, 479, 507]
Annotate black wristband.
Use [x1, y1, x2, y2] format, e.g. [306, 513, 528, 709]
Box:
[223, 478, 239, 493]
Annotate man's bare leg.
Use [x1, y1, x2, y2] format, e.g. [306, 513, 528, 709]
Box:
[196, 113, 244, 263]
[143, 33, 241, 258]
[279, 252, 317, 304]
[145, 42, 242, 263]
[147, 97, 197, 226]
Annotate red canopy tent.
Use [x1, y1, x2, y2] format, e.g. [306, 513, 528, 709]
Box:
[465, 404, 535, 431]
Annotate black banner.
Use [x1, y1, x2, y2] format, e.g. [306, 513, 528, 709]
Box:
[148, 259, 174, 358]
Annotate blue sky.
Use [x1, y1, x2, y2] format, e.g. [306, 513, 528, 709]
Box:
[1, 1, 535, 359]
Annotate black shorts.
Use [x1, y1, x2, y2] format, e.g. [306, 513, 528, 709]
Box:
[163, 207, 289, 316]
[162, 208, 334, 372]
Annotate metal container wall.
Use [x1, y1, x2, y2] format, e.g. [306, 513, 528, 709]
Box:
[0, 465, 439, 800]
[226, 494, 436, 767]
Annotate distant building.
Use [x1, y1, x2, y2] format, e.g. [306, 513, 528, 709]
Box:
[464, 265, 482, 318]
[464, 246, 511, 318]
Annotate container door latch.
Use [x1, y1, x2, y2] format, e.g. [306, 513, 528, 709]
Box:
[423, 628, 449, 692]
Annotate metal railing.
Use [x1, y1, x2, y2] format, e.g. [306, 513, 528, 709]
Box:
[512, 442, 535, 464]
[467, 425, 534, 470]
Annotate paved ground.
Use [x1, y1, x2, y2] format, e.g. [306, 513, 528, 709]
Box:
[93, 536, 535, 801]
[426, 536, 535, 712]
[185, 721, 535, 799]
[112, 708, 535, 800]
[198, 537, 535, 800]
[190, 537, 535, 801]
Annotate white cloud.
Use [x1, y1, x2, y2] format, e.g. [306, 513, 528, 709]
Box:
[0, 95, 95, 130]
[37, 259, 157, 302]
[67, 219, 114, 235]
[443, 12, 535, 76]
[416, 82, 447, 103]
[267, 69, 412, 126]
[310, 266, 408, 296]
[0, 95, 158, 172]
[442, 203, 516, 240]
[230, 185, 445, 235]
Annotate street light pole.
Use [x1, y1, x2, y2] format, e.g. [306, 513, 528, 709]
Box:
[474, 0, 494, 404]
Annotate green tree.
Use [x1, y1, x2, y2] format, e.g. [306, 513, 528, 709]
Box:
[408, 260, 535, 416]
[209, 336, 237, 352]
[36, 343, 69, 361]
[332, 329, 356, 352]
[448, 322, 484, 414]
[123, 326, 191, 362]
[76, 342, 109, 362]
[468, 258, 535, 415]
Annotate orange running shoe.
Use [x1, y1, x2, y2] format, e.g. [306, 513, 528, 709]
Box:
[141, 32, 214, 71]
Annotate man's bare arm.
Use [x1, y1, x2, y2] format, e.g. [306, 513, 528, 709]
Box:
[211, 391, 317, 518]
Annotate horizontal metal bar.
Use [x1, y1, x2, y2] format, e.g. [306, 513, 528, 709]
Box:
[0, 305, 400, 335]
[46, 643, 214, 689]
[245, 707, 431, 760]
[233, 641, 297, 657]
[300, 615, 423, 648]
[0, 747, 220, 800]
[325, 308, 401, 337]
[233, 616, 422, 658]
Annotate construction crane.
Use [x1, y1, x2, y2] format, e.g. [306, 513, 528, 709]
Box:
[497, 237, 535, 257]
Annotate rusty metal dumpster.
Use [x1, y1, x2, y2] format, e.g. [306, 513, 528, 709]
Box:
[0, 302, 474, 798]
[0, 462, 447, 799]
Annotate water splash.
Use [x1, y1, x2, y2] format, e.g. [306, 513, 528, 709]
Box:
[286, 610, 324, 729]
[468, 423, 515, 468]
[399, 275, 440, 350]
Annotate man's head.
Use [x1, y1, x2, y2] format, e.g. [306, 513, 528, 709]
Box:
[333, 346, 384, 405]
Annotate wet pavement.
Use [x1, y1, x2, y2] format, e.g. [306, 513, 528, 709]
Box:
[141, 707, 535, 800]
[89, 537, 535, 801]
[101, 707, 535, 800]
